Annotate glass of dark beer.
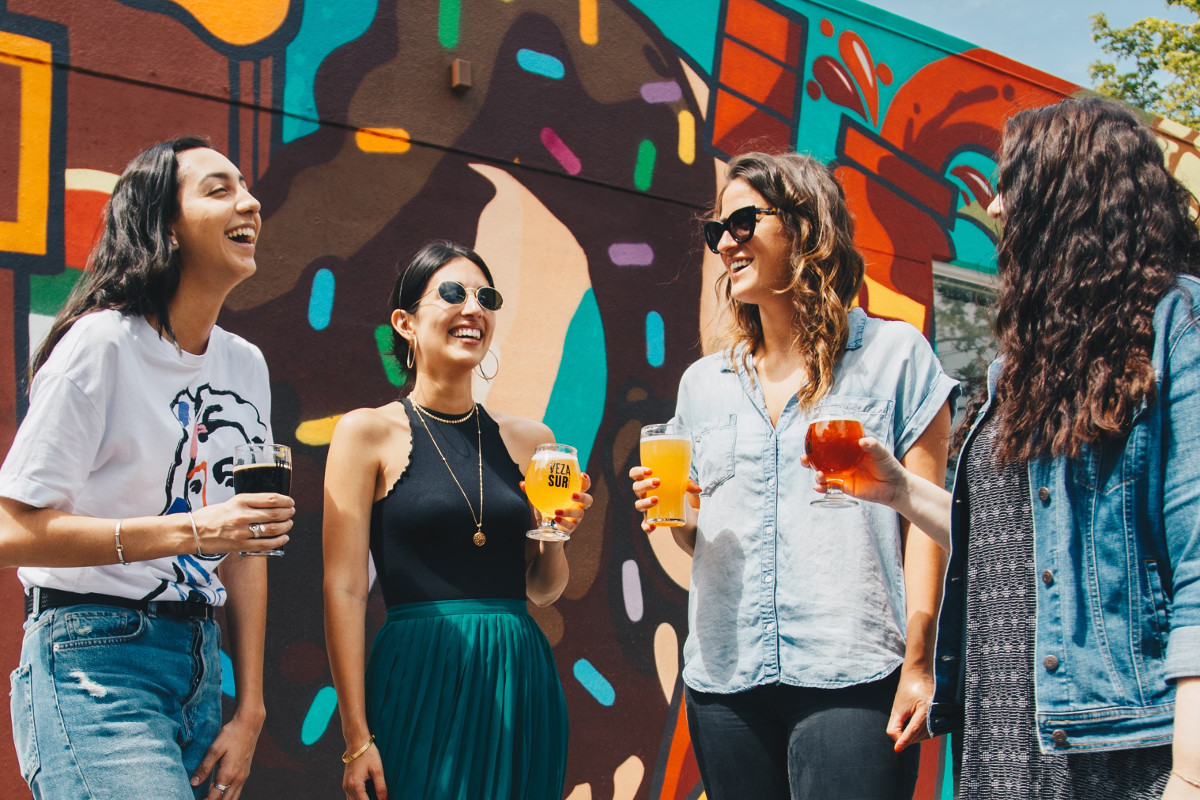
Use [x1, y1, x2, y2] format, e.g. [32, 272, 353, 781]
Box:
[233, 443, 292, 556]
[804, 417, 864, 508]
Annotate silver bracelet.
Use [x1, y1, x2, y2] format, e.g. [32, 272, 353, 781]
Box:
[1174, 770, 1200, 790]
[114, 519, 128, 565]
[187, 511, 203, 556]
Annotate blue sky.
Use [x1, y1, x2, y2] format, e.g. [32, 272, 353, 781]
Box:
[861, 0, 1193, 87]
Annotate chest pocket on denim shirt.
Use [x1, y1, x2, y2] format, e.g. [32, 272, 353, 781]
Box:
[1069, 404, 1150, 494]
[811, 397, 894, 448]
[694, 415, 736, 496]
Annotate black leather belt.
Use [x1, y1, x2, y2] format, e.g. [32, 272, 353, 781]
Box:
[25, 587, 215, 621]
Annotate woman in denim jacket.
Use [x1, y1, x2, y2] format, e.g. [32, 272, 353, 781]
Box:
[630, 152, 958, 799]
[810, 98, 1200, 799]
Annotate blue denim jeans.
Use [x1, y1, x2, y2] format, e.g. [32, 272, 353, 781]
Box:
[685, 672, 920, 800]
[9, 605, 222, 799]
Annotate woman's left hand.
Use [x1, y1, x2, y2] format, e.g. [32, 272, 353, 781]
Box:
[553, 472, 593, 534]
[886, 665, 934, 752]
[191, 712, 264, 800]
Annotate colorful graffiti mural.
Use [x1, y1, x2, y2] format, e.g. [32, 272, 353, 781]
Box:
[2, 1, 1199, 798]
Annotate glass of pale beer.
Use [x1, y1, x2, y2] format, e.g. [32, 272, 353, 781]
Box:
[804, 417, 864, 508]
[640, 423, 692, 527]
[234, 443, 292, 556]
[524, 443, 582, 541]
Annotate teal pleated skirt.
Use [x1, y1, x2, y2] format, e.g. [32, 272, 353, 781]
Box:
[365, 599, 568, 800]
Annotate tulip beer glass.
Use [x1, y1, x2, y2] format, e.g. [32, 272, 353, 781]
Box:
[524, 443, 582, 541]
[234, 442, 292, 556]
[640, 423, 692, 527]
[804, 418, 864, 508]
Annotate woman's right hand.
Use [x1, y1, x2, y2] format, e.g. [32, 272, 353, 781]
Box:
[190, 493, 294, 555]
[629, 466, 701, 533]
[801, 436, 908, 507]
[343, 743, 387, 800]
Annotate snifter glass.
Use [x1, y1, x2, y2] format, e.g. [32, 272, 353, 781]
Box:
[524, 443, 581, 541]
[233, 442, 292, 556]
[804, 417, 864, 508]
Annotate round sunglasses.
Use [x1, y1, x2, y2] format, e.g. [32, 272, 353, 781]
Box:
[702, 205, 778, 254]
[433, 280, 503, 311]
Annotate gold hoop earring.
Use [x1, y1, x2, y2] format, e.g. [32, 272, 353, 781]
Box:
[406, 346, 415, 370]
[475, 348, 499, 381]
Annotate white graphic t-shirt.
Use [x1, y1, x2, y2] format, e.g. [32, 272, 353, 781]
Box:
[0, 310, 273, 605]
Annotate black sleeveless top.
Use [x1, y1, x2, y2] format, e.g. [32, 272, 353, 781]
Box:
[369, 399, 532, 606]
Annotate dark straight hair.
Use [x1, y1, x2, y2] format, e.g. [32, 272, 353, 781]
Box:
[388, 240, 495, 395]
[29, 135, 212, 383]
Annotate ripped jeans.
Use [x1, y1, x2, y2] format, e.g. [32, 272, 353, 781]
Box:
[10, 605, 222, 799]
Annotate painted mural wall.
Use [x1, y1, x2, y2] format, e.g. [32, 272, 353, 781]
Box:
[1, 1, 1198, 798]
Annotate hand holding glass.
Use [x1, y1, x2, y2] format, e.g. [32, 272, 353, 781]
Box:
[640, 423, 692, 527]
[524, 443, 582, 541]
[234, 443, 292, 556]
[804, 418, 864, 508]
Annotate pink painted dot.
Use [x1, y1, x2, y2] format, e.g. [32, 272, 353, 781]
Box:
[540, 127, 582, 175]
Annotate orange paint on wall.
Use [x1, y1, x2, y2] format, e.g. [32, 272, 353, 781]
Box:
[166, 0, 289, 46]
[64, 189, 109, 269]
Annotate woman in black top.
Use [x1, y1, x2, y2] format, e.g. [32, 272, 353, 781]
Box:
[322, 241, 592, 800]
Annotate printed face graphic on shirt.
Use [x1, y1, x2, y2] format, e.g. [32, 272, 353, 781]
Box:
[162, 382, 269, 518]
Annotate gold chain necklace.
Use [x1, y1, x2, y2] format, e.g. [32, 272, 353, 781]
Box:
[410, 400, 485, 546]
[410, 401, 476, 424]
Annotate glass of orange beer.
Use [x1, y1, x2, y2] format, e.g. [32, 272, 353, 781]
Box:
[804, 417, 865, 508]
[640, 423, 692, 527]
[524, 443, 582, 540]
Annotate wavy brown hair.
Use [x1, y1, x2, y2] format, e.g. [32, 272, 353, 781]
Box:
[982, 97, 1200, 462]
[714, 152, 865, 409]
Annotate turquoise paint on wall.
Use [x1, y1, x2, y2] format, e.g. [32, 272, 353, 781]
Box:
[283, 0, 378, 143]
[308, 268, 335, 330]
[541, 289, 606, 473]
[301, 686, 339, 746]
[646, 311, 664, 367]
[625, 0, 721, 75]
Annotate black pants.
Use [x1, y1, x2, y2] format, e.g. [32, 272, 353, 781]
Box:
[684, 671, 920, 800]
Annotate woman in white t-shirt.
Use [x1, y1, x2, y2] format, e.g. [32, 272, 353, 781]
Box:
[0, 137, 293, 800]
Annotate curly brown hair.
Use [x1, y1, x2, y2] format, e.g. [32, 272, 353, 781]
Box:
[981, 97, 1200, 462]
[713, 152, 865, 409]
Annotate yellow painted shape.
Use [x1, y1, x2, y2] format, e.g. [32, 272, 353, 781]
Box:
[356, 128, 412, 154]
[166, 0, 288, 46]
[863, 274, 926, 330]
[466, 163, 591, 420]
[579, 0, 598, 45]
[64, 168, 119, 194]
[564, 785, 592, 800]
[613, 755, 645, 800]
[0, 32, 52, 255]
[677, 110, 695, 165]
[295, 414, 343, 446]
[654, 622, 679, 703]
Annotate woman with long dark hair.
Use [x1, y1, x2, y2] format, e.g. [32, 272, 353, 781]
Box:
[630, 152, 959, 799]
[809, 97, 1200, 798]
[0, 137, 292, 799]
[322, 240, 591, 800]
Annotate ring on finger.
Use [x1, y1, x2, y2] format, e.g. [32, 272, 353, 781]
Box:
[249, 522, 264, 538]
[214, 784, 229, 794]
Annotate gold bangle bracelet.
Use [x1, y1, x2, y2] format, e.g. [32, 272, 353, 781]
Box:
[1174, 770, 1200, 790]
[114, 519, 127, 566]
[342, 735, 375, 764]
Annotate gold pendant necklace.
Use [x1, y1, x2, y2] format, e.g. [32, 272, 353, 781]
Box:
[411, 400, 486, 546]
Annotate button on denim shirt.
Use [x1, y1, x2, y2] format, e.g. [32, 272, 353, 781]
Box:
[675, 308, 960, 693]
[930, 277, 1200, 752]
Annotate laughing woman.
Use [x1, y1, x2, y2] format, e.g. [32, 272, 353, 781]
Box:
[0, 137, 293, 800]
[323, 241, 592, 800]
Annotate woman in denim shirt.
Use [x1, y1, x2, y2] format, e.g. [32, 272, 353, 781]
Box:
[812, 99, 1200, 799]
[630, 152, 958, 799]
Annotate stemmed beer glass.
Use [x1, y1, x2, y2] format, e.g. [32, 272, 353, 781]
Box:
[804, 417, 864, 508]
[524, 443, 582, 541]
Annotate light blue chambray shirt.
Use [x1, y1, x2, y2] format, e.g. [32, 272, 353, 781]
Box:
[675, 307, 960, 693]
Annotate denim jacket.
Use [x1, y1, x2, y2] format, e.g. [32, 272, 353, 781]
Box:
[929, 276, 1200, 752]
[676, 308, 960, 693]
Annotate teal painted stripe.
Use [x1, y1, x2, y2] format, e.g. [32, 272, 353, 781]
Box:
[308, 268, 335, 330]
[516, 49, 565, 79]
[438, 0, 460, 48]
[220, 650, 235, 697]
[939, 733, 956, 800]
[634, 140, 656, 191]
[645, 311, 664, 367]
[301, 685, 339, 746]
[573, 659, 615, 706]
[541, 289, 606, 471]
[375, 324, 406, 387]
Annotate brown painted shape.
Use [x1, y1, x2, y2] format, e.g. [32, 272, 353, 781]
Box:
[0, 62, 20, 222]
